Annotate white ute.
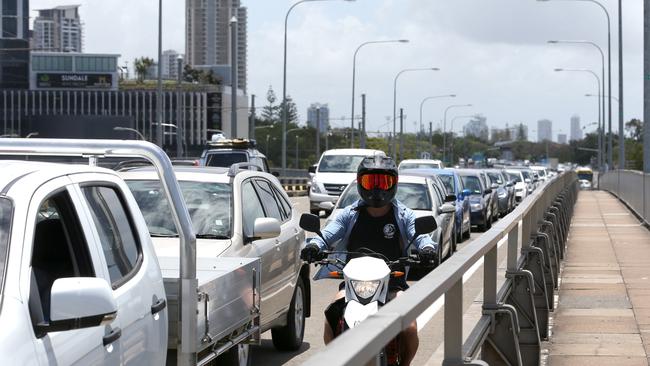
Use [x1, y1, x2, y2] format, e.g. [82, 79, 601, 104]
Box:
[0, 139, 261, 366]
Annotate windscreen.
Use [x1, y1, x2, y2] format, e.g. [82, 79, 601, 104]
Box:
[577, 171, 593, 181]
[337, 183, 431, 211]
[318, 155, 367, 173]
[460, 175, 482, 195]
[127, 180, 233, 239]
[205, 152, 247, 167]
[0, 198, 12, 298]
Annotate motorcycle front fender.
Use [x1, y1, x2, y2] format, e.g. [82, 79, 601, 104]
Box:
[344, 300, 379, 329]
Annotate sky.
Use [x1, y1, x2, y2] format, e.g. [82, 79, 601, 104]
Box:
[31, 0, 644, 142]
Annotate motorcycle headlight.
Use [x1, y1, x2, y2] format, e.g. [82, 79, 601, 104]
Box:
[310, 179, 322, 193]
[498, 191, 507, 198]
[350, 280, 381, 299]
[470, 203, 482, 211]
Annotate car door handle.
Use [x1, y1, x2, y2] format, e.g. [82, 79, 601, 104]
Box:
[103, 327, 122, 346]
[151, 298, 167, 315]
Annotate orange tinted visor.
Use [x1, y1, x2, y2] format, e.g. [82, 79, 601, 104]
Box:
[359, 173, 397, 191]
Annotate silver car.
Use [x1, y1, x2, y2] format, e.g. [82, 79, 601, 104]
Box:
[120, 166, 310, 352]
[327, 174, 456, 266]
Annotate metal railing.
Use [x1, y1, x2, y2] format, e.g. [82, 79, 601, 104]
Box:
[600, 170, 650, 225]
[303, 172, 578, 366]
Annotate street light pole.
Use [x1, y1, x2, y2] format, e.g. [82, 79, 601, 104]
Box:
[392, 67, 439, 159]
[351, 39, 408, 147]
[555, 68, 602, 170]
[230, 15, 238, 139]
[617, 0, 624, 170]
[442, 104, 472, 163]
[548, 40, 605, 168]
[282, 0, 355, 175]
[539, 0, 613, 169]
[419, 94, 457, 158]
[449, 115, 476, 165]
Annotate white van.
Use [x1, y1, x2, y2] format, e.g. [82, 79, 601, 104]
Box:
[398, 159, 444, 171]
[308, 148, 386, 216]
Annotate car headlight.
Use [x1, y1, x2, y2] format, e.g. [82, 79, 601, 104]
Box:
[516, 188, 523, 192]
[350, 280, 381, 299]
[470, 203, 482, 211]
[498, 192, 507, 198]
[310, 179, 322, 193]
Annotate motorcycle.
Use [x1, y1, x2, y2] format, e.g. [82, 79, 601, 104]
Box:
[299, 214, 437, 366]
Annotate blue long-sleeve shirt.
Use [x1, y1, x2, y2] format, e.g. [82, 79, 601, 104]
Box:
[309, 199, 436, 280]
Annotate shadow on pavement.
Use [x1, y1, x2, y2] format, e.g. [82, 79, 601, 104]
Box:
[251, 340, 312, 365]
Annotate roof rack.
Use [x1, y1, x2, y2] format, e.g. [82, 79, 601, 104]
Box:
[227, 163, 264, 177]
[206, 138, 257, 149]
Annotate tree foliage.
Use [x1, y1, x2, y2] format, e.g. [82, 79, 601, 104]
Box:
[134, 57, 154, 83]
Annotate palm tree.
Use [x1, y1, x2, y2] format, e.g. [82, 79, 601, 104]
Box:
[134, 57, 154, 83]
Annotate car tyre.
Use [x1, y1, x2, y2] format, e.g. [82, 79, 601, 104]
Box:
[450, 232, 457, 254]
[463, 224, 471, 240]
[215, 344, 251, 366]
[272, 278, 306, 351]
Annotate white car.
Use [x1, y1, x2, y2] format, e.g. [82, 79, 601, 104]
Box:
[505, 169, 529, 203]
[121, 165, 310, 351]
[308, 148, 386, 216]
[579, 179, 592, 190]
[530, 165, 549, 182]
[398, 159, 444, 171]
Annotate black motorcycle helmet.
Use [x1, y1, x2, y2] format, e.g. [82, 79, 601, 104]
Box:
[356, 155, 398, 208]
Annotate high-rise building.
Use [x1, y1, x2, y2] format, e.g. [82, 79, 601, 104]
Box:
[33, 5, 83, 53]
[511, 123, 528, 141]
[463, 115, 489, 140]
[0, 0, 30, 89]
[570, 115, 583, 141]
[558, 134, 567, 144]
[537, 119, 552, 142]
[161, 50, 184, 80]
[307, 103, 330, 133]
[186, 0, 247, 92]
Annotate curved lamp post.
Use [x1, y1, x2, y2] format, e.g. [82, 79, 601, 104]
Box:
[442, 104, 472, 163]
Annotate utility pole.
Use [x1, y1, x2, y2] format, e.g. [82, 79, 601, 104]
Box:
[316, 108, 321, 158]
[429, 121, 433, 157]
[156, 0, 163, 147]
[399, 108, 404, 161]
[249, 94, 256, 140]
[645, 0, 650, 174]
[176, 56, 183, 158]
[230, 15, 238, 138]
[361, 94, 366, 148]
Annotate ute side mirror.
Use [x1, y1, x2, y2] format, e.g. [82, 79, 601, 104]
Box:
[445, 194, 457, 203]
[484, 189, 492, 195]
[308, 165, 316, 174]
[414, 215, 437, 235]
[37, 277, 117, 337]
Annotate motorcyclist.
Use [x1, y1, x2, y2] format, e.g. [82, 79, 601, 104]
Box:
[300, 155, 437, 366]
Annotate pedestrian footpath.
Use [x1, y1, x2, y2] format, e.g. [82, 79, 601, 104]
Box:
[547, 190, 650, 365]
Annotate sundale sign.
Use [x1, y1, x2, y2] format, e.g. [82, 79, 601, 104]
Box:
[36, 73, 113, 90]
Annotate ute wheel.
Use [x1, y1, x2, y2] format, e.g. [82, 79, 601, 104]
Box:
[272, 278, 306, 351]
[464, 226, 471, 240]
[450, 233, 457, 255]
[215, 344, 251, 366]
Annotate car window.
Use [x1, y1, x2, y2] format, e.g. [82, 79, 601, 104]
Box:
[318, 155, 366, 173]
[0, 198, 11, 298]
[249, 156, 267, 172]
[337, 183, 431, 211]
[82, 186, 141, 287]
[430, 181, 445, 206]
[487, 172, 503, 185]
[206, 151, 248, 167]
[399, 162, 441, 170]
[254, 179, 283, 222]
[127, 180, 233, 239]
[241, 180, 266, 238]
[507, 172, 522, 182]
[461, 175, 482, 194]
[437, 175, 455, 193]
[271, 184, 292, 220]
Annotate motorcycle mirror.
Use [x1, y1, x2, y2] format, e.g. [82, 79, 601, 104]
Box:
[414, 216, 437, 236]
[299, 213, 321, 233]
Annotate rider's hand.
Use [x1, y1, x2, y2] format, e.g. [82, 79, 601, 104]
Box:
[301, 243, 324, 263]
[419, 246, 437, 265]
